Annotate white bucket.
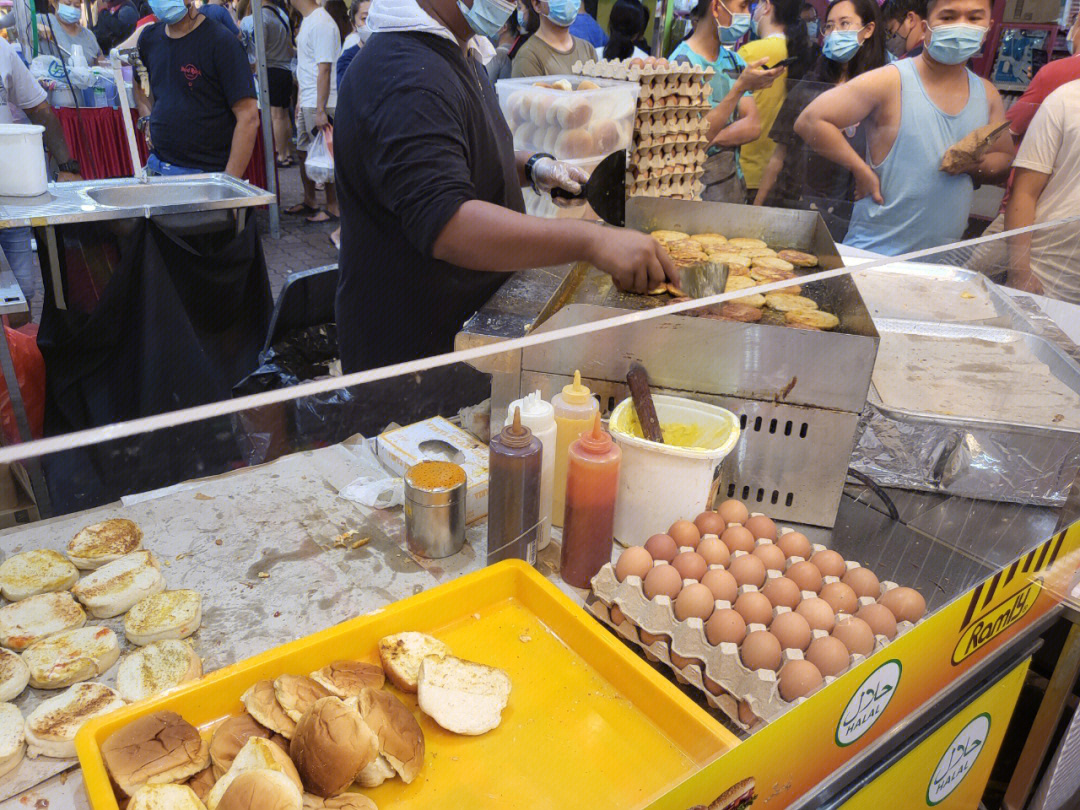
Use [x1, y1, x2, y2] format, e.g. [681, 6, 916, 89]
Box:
[610, 395, 741, 546]
[0, 124, 48, 197]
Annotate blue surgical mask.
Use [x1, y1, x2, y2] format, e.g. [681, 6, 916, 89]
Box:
[149, 0, 189, 24]
[516, 7, 527, 27]
[805, 19, 817, 37]
[750, 1, 766, 35]
[543, 0, 578, 27]
[56, 4, 82, 24]
[458, 0, 516, 37]
[925, 22, 987, 65]
[822, 29, 863, 62]
[716, 0, 751, 44]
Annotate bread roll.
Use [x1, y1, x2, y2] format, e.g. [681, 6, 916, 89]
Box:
[207, 737, 301, 810]
[513, 122, 536, 151]
[541, 126, 560, 155]
[417, 656, 511, 736]
[216, 770, 302, 810]
[71, 551, 165, 619]
[0, 649, 29, 702]
[354, 754, 395, 788]
[186, 765, 217, 803]
[128, 784, 208, 810]
[289, 697, 377, 798]
[377, 632, 451, 694]
[25, 682, 125, 759]
[66, 519, 143, 570]
[0, 591, 86, 652]
[554, 96, 592, 129]
[0, 702, 25, 779]
[310, 661, 384, 699]
[357, 687, 424, 783]
[117, 640, 202, 704]
[0, 549, 79, 602]
[240, 680, 296, 739]
[23, 626, 120, 689]
[124, 590, 202, 646]
[590, 119, 622, 153]
[210, 714, 275, 777]
[302, 794, 377, 810]
[553, 128, 596, 160]
[530, 94, 555, 127]
[273, 675, 331, 724]
[101, 710, 210, 796]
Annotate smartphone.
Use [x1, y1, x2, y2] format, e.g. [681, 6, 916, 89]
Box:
[773, 56, 800, 69]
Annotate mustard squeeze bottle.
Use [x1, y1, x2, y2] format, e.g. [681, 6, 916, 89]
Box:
[551, 371, 599, 528]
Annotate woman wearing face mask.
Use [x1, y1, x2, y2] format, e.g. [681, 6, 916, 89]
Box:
[754, 0, 884, 238]
[796, 0, 1012, 255]
[670, 0, 785, 202]
[510, 0, 596, 76]
[487, 0, 533, 80]
[41, 0, 104, 62]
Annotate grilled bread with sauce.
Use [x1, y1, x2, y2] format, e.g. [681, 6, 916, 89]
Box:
[25, 682, 125, 758]
[116, 640, 202, 703]
[22, 625, 120, 689]
[124, 589, 202, 645]
[67, 519, 144, 570]
[0, 549, 79, 602]
[0, 649, 30, 701]
[0, 591, 87, 652]
[72, 551, 165, 619]
[378, 632, 451, 693]
[0, 702, 25, 778]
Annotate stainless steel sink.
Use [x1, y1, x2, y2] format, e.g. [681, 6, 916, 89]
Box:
[87, 180, 239, 208]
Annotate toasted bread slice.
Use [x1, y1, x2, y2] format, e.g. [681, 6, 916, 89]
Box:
[25, 682, 125, 758]
[0, 649, 29, 702]
[117, 640, 202, 704]
[417, 655, 511, 736]
[128, 784, 208, 810]
[0, 549, 80, 602]
[378, 633, 451, 693]
[124, 590, 202, 646]
[0, 591, 87, 652]
[764, 292, 818, 312]
[67, 519, 144, 570]
[0, 702, 25, 778]
[23, 626, 120, 689]
[72, 551, 165, 619]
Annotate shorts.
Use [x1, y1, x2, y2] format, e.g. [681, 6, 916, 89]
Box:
[296, 106, 335, 151]
[267, 66, 292, 109]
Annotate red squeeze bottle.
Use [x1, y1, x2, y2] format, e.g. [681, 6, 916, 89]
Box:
[560, 412, 621, 588]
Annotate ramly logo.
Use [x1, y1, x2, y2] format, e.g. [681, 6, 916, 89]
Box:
[835, 660, 902, 747]
[953, 580, 1041, 664]
[927, 713, 990, 805]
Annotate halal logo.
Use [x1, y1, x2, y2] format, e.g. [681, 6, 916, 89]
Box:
[927, 713, 990, 805]
[835, 660, 902, 747]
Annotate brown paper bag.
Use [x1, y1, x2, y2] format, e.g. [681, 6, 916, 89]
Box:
[940, 120, 1011, 172]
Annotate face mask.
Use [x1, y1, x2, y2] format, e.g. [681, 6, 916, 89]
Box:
[543, 0, 578, 27]
[458, 0, 515, 37]
[823, 28, 862, 62]
[357, 22, 370, 42]
[56, 4, 82, 24]
[516, 7, 527, 27]
[885, 29, 906, 56]
[750, 1, 766, 36]
[925, 22, 987, 65]
[716, 0, 751, 44]
[805, 20, 817, 37]
[149, 0, 189, 24]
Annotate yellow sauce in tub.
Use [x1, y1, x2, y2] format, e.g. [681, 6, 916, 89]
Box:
[614, 410, 732, 450]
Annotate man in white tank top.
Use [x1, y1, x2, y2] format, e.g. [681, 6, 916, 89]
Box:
[792, 0, 1012, 255]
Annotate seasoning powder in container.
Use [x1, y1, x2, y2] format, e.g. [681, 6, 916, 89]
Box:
[487, 407, 542, 566]
[560, 412, 621, 589]
[404, 461, 467, 559]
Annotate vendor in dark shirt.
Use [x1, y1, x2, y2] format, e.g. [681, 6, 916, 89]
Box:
[135, 0, 258, 175]
[335, 0, 676, 373]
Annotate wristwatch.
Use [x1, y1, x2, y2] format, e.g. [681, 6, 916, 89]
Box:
[136, 116, 150, 134]
[57, 159, 81, 175]
[524, 152, 554, 194]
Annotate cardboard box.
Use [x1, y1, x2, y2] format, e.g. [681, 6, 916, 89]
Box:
[376, 417, 489, 523]
[1002, 0, 1062, 24]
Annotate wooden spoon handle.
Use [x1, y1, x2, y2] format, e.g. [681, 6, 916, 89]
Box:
[626, 363, 664, 444]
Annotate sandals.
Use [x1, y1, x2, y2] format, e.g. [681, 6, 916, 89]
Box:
[306, 209, 339, 224]
[284, 202, 319, 216]
[276, 157, 294, 168]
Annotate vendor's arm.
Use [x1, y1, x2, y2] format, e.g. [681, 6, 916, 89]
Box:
[1003, 167, 1047, 294]
[753, 142, 786, 205]
[224, 97, 259, 178]
[25, 101, 80, 179]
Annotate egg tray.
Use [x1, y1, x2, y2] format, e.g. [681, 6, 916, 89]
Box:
[628, 178, 704, 200]
[572, 58, 715, 87]
[638, 99, 713, 114]
[632, 147, 708, 173]
[588, 532, 919, 729]
[635, 124, 709, 144]
[633, 138, 709, 156]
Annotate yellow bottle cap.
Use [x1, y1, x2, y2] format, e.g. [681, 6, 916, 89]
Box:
[560, 370, 592, 406]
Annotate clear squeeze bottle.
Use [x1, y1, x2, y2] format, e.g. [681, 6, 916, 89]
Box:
[487, 407, 542, 566]
[560, 412, 621, 588]
[505, 391, 556, 551]
[551, 370, 599, 528]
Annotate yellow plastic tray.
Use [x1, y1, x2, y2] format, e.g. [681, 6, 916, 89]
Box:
[77, 560, 737, 809]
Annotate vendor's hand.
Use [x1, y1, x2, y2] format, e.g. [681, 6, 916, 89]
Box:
[532, 157, 589, 206]
[57, 171, 83, 182]
[314, 108, 330, 131]
[853, 162, 883, 204]
[587, 226, 676, 294]
[736, 59, 784, 93]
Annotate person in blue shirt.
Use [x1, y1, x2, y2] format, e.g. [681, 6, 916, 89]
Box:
[200, 0, 240, 35]
[568, 0, 606, 46]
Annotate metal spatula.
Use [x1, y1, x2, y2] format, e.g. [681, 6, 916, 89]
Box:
[549, 150, 626, 227]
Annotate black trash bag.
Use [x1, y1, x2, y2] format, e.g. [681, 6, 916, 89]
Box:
[234, 324, 340, 394]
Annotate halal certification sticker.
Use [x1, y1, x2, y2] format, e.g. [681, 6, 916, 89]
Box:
[835, 659, 902, 747]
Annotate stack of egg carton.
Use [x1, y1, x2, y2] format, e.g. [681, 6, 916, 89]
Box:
[573, 57, 712, 200]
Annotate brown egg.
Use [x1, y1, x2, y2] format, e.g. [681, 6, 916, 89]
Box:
[644, 533, 678, 563]
[718, 499, 749, 525]
[706, 608, 746, 645]
[697, 536, 731, 568]
[615, 546, 653, 582]
[694, 511, 726, 537]
[806, 635, 851, 677]
[734, 591, 774, 627]
[810, 549, 846, 578]
[796, 597, 836, 632]
[668, 520, 702, 549]
[728, 554, 767, 589]
[639, 629, 666, 645]
[610, 605, 625, 625]
[669, 651, 701, 669]
[777, 531, 812, 560]
[843, 567, 881, 599]
[879, 587, 926, 623]
[701, 568, 738, 603]
[643, 564, 683, 600]
[737, 701, 758, 727]
[721, 525, 756, 554]
[770, 610, 811, 651]
[761, 576, 801, 609]
[740, 630, 782, 672]
[787, 560, 823, 593]
[674, 583, 715, 622]
[752, 543, 786, 571]
[703, 675, 724, 696]
[820, 581, 859, 615]
[778, 659, 823, 702]
[671, 551, 708, 582]
[833, 616, 875, 656]
[744, 515, 778, 541]
[857, 603, 898, 639]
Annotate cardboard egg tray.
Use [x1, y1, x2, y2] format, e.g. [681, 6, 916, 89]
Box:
[588, 525, 920, 730]
[633, 145, 709, 171]
[636, 121, 705, 141]
[573, 58, 715, 88]
[628, 177, 704, 200]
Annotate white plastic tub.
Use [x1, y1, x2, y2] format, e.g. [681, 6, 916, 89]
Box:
[0, 124, 48, 197]
[609, 395, 740, 546]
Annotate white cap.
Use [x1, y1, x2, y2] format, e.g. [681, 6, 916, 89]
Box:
[505, 390, 554, 430]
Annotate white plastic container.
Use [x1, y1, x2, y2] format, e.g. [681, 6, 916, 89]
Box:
[609, 395, 740, 546]
[0, 124, 48, 197]
[505, 391, 556, 551]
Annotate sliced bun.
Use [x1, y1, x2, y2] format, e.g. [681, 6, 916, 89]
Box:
[25, 682, 125, 758]
[216, 769, 302, 810]
[357, 687, 424, 783]
[22, 626, 120, 689]
[101, 710, 210, 796]
[117, 640, 202, 704]
[354, 754, 395, 788]
[309, 661, 384, 698]
[71, 551, 165, 619]
[273, 675, 330, 723]
[302, 794, 378, 809]
[241, 680, 296, 739]
[0, 549, 79, 602]
[0, 591, 87, 652]
[417, 655, 511, 736]
[0, 648, 30, 701]
[186, 765, 217, 804]
[124, 589, 202, 646]
[207, 736, 302, 810]
[128, 783, 208, 810]
[377, 632, 450, 693]
[67, 519, 144, 570]
[289, 696, 377, 798]
[210, 714, 276, 777]
[0, 702, 26, 779]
